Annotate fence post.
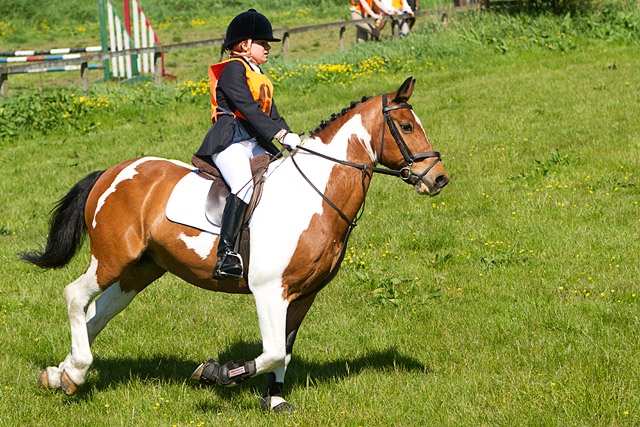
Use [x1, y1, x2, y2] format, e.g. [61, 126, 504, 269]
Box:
[0, 72, 7, 97]
[81, 62, 89, 92]
[154, 50, 162, 85]
[340, 24, 346, 51]
[281, 31, 290, 61]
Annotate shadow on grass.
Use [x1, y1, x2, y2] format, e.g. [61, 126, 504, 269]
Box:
[35, 340, 428, 402]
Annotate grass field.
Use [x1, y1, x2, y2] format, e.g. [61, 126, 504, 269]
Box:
[1, 3, 640, 426]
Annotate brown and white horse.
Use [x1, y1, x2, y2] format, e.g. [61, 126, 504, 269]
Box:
[22, 77, 449, 412]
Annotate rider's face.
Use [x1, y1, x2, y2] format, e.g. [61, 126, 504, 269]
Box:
[249, 40, 271, 65]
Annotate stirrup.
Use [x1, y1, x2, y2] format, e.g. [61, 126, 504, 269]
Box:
[212, 251, 243, 280]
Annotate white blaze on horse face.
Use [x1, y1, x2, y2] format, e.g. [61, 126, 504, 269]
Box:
[248, 115, 372, 288]
[92, 157, 192, 228]
[411, 110, 427, 135]
[178, 232, 216, 260]
[408, 111, 436, 195]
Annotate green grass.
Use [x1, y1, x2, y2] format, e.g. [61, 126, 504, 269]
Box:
[2, 4, 640, 426]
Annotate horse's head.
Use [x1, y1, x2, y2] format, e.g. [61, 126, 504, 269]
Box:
[366, 77, 450, 196]
[304, 77, 449, 196]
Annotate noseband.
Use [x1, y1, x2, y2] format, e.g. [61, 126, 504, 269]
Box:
[380, 96, 441, 185]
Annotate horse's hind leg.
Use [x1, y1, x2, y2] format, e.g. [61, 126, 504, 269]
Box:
[40, 280, 139, 394]
[39, 256, 104, 394]
[86, 255, 165, 346]
[39, 255, 165, 394]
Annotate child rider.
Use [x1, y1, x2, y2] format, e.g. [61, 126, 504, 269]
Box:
[194, 9, 301, 280]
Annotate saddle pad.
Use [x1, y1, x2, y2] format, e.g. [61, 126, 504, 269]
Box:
[166, 170, 221, 234]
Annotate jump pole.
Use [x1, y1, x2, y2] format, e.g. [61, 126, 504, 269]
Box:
[124, 0, 174, 79]
[99, 0, 111, 80]
[99, 0, 140, 81]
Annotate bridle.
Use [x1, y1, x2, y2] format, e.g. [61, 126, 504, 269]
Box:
[285, 93, 443, 298]
[291, 93, 442, 227]
[380, 95, 442, 186]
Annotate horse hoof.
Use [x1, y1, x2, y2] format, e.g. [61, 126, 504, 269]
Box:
[272, 401, 295, 414]
[60, 371, 79, 396]
[260, 396, 295, 414]
[190, 359, 220, 386]
[38, 370, 50, 390]
[190, 363, 204, 383]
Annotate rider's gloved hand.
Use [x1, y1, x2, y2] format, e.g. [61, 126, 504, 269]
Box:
[281, 132, 301, 149]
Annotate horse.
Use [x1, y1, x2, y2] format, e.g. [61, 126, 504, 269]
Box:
[21, 77, 449, 412]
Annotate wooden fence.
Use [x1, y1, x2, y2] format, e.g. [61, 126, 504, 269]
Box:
[0, 6, 479, 97]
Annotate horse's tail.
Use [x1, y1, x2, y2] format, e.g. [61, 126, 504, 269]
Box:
[20, 170, 105, 269]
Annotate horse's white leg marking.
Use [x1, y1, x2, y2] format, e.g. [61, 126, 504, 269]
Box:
[85, 281, 137, 345]
[55, 255, 102, 387]
[264, 353, 292, 409]
[251, 284, 290, 376]
[266, 353, 292, 383]
[178, 232, 216, 260]
[92, 157, 192, 228]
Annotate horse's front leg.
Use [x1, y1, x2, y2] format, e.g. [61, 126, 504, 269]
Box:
[252, 285, 294, 412]
[260, 292, 319, 412]
[191, 282, 293, 412]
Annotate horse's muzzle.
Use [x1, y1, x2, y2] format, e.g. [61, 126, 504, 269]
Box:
[415, 170, 449, 196]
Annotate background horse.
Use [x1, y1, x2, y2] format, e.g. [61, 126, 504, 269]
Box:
[21, 77, 449, 412]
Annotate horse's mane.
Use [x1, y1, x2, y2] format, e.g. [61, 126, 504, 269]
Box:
[308, 95, 372, 136]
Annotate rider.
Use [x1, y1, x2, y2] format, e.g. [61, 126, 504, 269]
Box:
[194, 9, 301, 280]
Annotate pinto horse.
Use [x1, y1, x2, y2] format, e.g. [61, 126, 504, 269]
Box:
[22, 77, 449, 412]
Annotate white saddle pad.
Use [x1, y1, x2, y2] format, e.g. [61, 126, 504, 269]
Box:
[166, 170, 221, 234]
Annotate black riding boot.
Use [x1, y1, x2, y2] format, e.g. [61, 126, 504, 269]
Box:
[212, 195, 248, 280]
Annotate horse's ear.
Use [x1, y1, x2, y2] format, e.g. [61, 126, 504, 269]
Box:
[391, 77, 416, 104]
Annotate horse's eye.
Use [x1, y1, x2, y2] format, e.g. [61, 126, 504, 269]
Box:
[400, 123, 413, 133]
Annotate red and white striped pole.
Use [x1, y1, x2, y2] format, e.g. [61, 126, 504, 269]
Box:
[123, 0, 170, 77]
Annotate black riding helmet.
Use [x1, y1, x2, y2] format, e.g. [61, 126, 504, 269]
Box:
[223, 9, 280, 50]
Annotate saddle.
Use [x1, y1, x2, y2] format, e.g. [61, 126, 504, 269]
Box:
[190, 154, 271, 223]
[190, 154, 272, 281]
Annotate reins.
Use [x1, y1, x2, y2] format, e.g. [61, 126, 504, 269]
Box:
[288, 150, 364, 301]
[290, 93, 443, 228]
[282, 93, 444, 300]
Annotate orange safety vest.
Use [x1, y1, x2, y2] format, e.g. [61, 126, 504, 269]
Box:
[350, 0, 373, 13]
[391, 0, 404, 8]
[207, 58, 274, 124]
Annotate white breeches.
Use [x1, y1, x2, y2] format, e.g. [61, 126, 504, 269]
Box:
[212, 139, 268, 203]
